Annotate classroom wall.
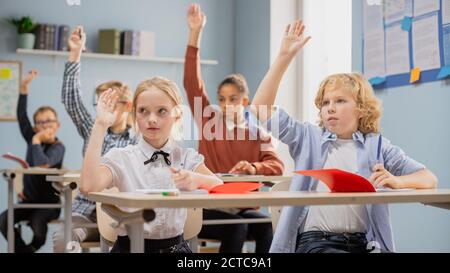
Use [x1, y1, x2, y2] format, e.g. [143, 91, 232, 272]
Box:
[352, 0, 450, 252]
[234, 0, 270, 98]
[0, 0, 272, 253]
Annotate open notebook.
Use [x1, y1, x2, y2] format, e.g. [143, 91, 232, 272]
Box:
[295, 169, 414, 193]
[2, 153, 29, 168]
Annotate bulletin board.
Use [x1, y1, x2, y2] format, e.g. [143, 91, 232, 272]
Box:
[363, 0, 450, 89]
[0, 61, 22, 121]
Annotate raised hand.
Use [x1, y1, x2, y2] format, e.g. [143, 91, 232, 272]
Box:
[68, 26, 86, 62]
[95, 89, 119, 128]
[20, 69, 38, 95]
[187, 3, 207, 31]
[279, 20, 311, 58]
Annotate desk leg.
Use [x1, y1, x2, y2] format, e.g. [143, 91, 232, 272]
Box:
[7, 175, 14, 253]
[64, 188, 72, 253]
[126, 223, 144, 253]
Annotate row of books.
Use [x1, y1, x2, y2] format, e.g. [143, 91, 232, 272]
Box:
[32, 25, 156, 58]
[99, 29, 155, 57]
[34, 24, 70, 51]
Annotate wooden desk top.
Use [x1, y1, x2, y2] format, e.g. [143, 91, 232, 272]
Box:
[88, 189, 450, 209]
[1, 167, 70, 175]
[45, 174, 292, 184]
[46, 173, 81, 183]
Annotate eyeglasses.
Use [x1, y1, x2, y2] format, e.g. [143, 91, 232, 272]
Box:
[35, 119, 57, 126]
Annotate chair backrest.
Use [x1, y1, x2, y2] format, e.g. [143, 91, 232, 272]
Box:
[96, 187, 119, 244]
[184, 208, 203, 240]
[96, 188, 202, 243]
[269, 180, 292, 232]
[13, 173, 24, 195]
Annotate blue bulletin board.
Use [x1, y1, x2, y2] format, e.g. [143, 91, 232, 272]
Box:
[363, 0, 450, 89]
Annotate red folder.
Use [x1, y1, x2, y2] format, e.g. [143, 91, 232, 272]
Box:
[199, 182, 263, 194]
[295, 169, 376, 192]
[2, 153, 30, 169]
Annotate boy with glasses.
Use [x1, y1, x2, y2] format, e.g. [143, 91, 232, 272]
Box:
[0, 69, 65, 252]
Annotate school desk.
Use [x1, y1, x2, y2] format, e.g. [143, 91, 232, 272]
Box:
[87, 189, 450, 253]
[45, 174, 289, 226]
[1, 168, 78, 253]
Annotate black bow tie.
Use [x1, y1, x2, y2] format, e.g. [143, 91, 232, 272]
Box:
[144, 150, 171, 166]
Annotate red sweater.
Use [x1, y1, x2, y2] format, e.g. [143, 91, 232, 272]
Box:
[183, 46, 284, 175]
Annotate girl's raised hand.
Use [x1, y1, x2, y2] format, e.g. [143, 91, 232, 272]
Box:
[187, 3, 207, 30]
[279, 20, 311, 58]
[95, 89, 119, 128]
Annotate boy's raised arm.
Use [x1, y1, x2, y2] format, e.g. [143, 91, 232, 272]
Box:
[62, 26, 95, 140]
[17, 70, 38, 142]
[251, 21, 311, 122]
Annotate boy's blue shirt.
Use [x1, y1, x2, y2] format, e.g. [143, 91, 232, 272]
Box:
[248, 107, 426, 252]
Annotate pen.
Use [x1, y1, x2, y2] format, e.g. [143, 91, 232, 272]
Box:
[162, 191, 179, 196]
[376, 134, 382, 163]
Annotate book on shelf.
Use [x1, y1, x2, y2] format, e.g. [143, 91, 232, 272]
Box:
[98, 29, 121, 55]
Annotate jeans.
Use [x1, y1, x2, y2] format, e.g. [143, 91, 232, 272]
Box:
[295, 231, 369, 253]
[110, 234, 192, 253]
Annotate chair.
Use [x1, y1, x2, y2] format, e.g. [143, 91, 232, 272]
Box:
[183, 208, 203, 253]
[268, 180, 292, 232]
[94, 188, 203, 253]
[79, 188, 118, 253]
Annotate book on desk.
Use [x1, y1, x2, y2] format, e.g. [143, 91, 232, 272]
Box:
[295, 169, 414, 193]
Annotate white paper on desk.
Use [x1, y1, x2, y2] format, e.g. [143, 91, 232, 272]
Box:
[135, 188, 180, 194]
[364, 1, 384, 36]
[376, 188, 415, 192]
[414, 0, 440, 17]
[443, 0, 450, 25]
[412, 14, 442, 71]
[364, 30, 386, 79]
[181, 189, 209, 195]
[384, 0, 413, 25]
[386, 23, 411, 75]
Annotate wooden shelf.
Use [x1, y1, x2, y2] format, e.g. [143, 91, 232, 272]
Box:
[16, 48, 219, 65]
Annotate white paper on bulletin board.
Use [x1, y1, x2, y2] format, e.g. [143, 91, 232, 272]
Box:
[0, 61, 21, 121]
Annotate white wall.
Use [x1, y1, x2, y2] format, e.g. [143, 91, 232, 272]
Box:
[269, 0, 299, 173]
[269, 0, 353, 173]
[301, 0, 353, 124]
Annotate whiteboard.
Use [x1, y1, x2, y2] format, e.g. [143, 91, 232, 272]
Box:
[0, 61, 22, 121]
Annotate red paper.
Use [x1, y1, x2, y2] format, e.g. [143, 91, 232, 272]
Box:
[2, 153, 29, 169]
[295, 169, 376, 192]
[199, 182, 262, 194]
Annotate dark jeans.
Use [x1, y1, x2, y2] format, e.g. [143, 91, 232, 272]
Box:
[295, 231, 369, 253]
[198, 209, 273, 253]
[0, 206, 61, 253]
[110, 234, 192, 253]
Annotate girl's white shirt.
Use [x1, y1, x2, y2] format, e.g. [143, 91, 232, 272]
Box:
[100, 136, 204, 239]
